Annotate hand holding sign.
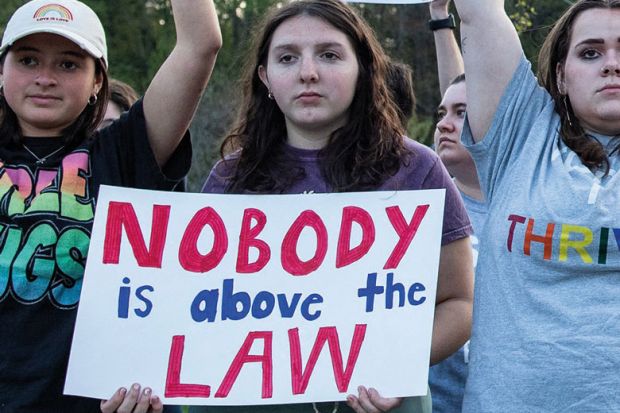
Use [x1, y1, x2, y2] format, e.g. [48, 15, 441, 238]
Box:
[100, 385, 163, 413]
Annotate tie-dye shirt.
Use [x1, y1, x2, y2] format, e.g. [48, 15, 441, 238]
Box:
[462, 57, 620, 412]
[0, 100, 190, 412]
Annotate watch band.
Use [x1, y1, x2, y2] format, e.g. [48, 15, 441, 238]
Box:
[429, 14, 456, 31]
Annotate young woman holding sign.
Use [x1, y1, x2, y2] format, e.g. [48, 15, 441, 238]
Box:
[0, 0, 221, 411]
[198, 1, 473, 412]
[448, 0, 620, 410]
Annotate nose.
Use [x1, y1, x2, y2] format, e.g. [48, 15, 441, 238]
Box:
[601, 53, 620, 76]
[437, 114, 455, 133]
[299, 56, 319, 83]
[34, 65, 57, 87]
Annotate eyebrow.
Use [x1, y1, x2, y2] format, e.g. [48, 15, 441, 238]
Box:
[272, 41, 346, 53]
[574, 38, 620, 47]
[436, 102, 467, 112]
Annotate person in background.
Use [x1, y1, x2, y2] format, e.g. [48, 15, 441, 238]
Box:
[427, 1, 486, 411]
[0, 0, 221, 411]
[98, 77, 139, 130]
[196, 0, 474, 412]
[386, 60, 415, 131]
[448, 0, 620, 410]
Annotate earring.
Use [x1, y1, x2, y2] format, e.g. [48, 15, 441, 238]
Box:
[88, 94, 98, 106]
[267, 90, 274, 100]
[563, 95, 573, 127]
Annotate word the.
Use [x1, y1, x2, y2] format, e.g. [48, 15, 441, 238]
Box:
[358, 272, 426, 311]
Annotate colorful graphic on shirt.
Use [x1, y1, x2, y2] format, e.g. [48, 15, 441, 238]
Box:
[33, 4, 74, 22]
[0, 151, 94, 309]
[507, 214, 620, 264]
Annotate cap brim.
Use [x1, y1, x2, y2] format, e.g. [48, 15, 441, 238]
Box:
[0, 27, 106, 67]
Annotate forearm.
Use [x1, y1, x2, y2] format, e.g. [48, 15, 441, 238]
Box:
[451, 0, 522, 141]
[172, 0, 222, 58]
[430, 1, 464, 96]
[144, 0, 222, 166]
[430, 296, 472, 364]
[432, 31, 463, 96]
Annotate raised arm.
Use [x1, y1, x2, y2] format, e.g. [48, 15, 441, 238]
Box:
[429, 0, 464, 97]
[450, 0, 521, 141]
[143, 0, 222, 167]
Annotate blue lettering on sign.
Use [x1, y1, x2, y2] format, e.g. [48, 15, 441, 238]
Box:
[190, 278, 323, 322]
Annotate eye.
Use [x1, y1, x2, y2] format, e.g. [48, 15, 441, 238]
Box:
[580, 48, 601, 60]
[457, 108, 467, 118]
[278, 54, 296, 64]
[435, 110, 446, 121]
[19, 56, 38, 67]
[59, 60, 78, 70]
[321, 51, 339, 60]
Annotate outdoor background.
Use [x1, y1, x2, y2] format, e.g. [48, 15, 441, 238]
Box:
[0, 0, 573, 192]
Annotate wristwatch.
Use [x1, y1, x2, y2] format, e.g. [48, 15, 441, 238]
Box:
[429, 14, 456, 31]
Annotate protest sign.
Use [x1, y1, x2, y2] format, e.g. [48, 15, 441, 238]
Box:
[65, 186, 445, 405]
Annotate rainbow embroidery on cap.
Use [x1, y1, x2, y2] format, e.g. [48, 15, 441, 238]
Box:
[33, 4, 74, 22]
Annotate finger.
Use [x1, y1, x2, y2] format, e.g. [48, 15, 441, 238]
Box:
[100, 387, 127, 413]
[346, 394, 364, 413]
[367, 388, 402, 411]
[149, 394, 164, 413]
[356, 386, 382, 413]
[117, 383, 141, 413]
[132, 387, 152, 413]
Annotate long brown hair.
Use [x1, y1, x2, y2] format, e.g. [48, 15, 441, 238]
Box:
[221, 0, 406, 193]
[0, 52, 109, 150]
[538, 0, 620, 174]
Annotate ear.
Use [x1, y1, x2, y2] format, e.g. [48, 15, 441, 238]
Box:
[258, 65, 270, 90]
[556, 62, 566, 95]
[93, 70, 104, 96]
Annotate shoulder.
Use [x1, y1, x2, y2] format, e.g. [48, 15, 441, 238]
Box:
[202, 151, 242, 193]
[401, 137, 444, 176]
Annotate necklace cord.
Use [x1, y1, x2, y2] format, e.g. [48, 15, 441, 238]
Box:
[22, 143, 65, 165]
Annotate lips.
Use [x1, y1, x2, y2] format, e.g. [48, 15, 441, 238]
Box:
[28, 94, 61, 104]
[296, 91, 322, 102]
[598, 84, 620, 92]
[438, 136, 456, 145]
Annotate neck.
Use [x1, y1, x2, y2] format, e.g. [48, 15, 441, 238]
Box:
[449, 162, 483, 201]
[285, 126, 330, 150]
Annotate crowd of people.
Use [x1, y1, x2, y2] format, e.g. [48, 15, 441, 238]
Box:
[0, 0, 617, 412]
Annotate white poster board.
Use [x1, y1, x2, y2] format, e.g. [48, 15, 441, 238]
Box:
[65, 186, 445, 406]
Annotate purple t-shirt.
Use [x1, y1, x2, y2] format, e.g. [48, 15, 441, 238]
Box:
[202, 137, 472, 245]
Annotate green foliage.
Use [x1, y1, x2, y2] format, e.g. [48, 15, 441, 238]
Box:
[407, 115, 435, 148]
[508, 0, 536, 33]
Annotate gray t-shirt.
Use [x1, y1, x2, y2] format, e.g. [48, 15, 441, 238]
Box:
[462, 57, 620, 412]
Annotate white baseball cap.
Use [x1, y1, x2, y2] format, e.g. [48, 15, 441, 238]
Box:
[0, 0, 108, 68]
